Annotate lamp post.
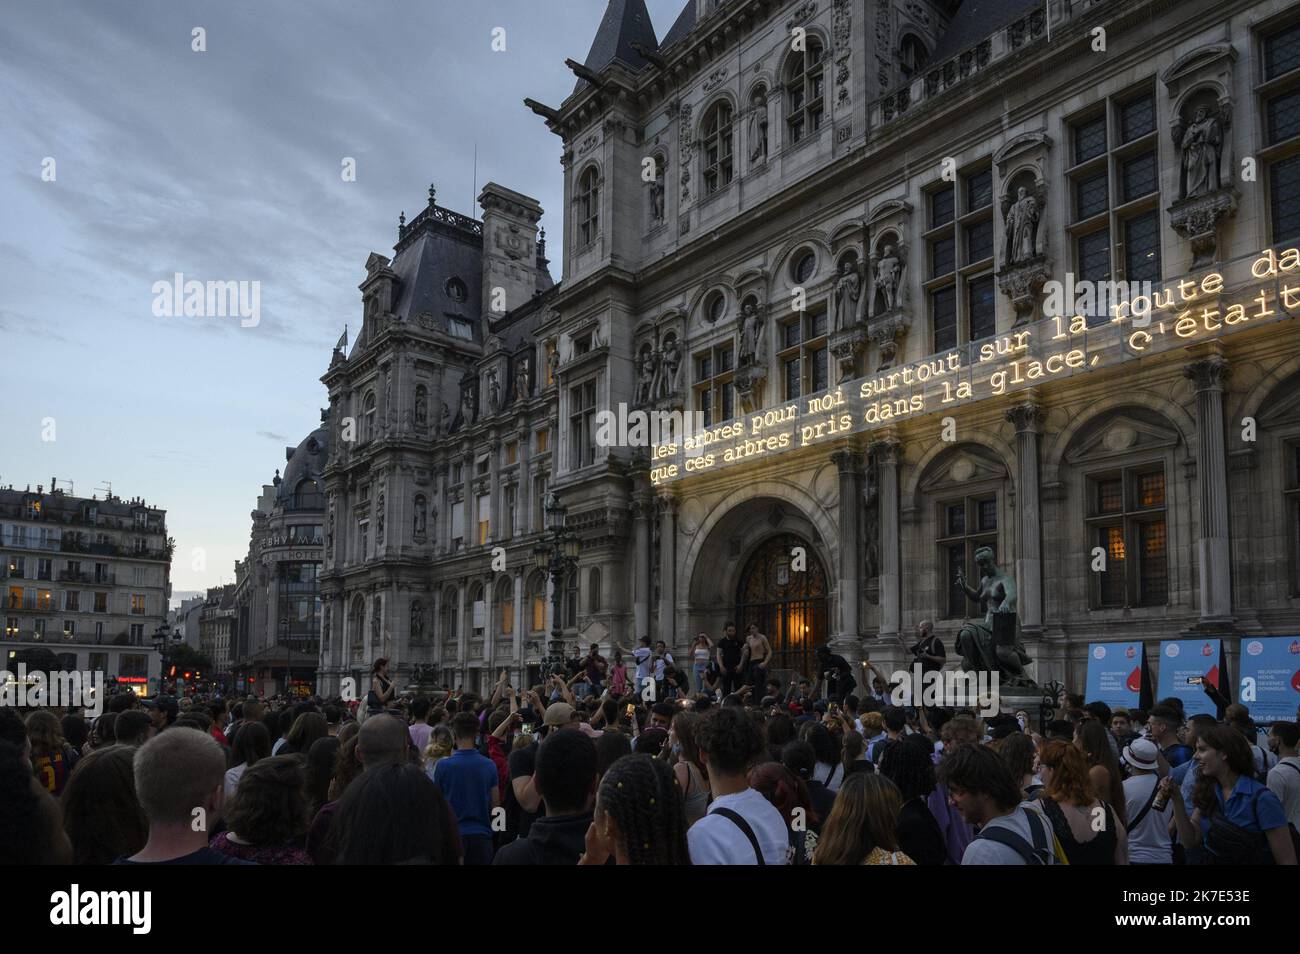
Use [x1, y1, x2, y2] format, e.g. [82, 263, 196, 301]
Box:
[151, 622, 172, 696]
[533, 494, 580, 681]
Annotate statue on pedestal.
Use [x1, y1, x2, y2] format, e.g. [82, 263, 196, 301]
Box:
[953, 546, 1035, 689]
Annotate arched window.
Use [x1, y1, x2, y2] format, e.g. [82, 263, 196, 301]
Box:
[702, 103, 734, 194]
[441, 589, 458, 646]
[588, 567, 601, 614]
[293, 479, 323, 510]
[361, 391, 376, 443]
[785, 39, 825, 143]
[577, 167, 600, 247]
[899, 34, 930, 82]
[562, 574, 579, 629]
[469, 582, 485, 639]
[497, 579, 515, 637]
[529, 572, 548, 632]
[349, 595, 365, 656]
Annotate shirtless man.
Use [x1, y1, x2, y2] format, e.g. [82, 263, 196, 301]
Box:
[739, 623, 774, 692]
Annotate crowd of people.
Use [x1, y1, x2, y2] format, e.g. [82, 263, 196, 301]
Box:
[3, 629, 1299, 866]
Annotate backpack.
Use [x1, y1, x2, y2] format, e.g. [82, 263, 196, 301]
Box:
[1203, 785, 1300, 865]
[975, 806, 1065, 865]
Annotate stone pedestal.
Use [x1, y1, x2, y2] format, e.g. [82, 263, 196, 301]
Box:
[1168, 189, 1238, 268]
[828, 326, 868, 382]
[996, 256, 1050, 326]
[867, 311, 909, 371]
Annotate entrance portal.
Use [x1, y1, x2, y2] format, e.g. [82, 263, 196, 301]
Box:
[734, 533, 829, 678]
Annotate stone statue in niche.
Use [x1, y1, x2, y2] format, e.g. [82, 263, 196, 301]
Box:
[515, 356, 531, 400]
[658, 337, 682, 398]
[1002, 186, 1041, 265]
[650, 167, 666, 222]
[748, 92, 769, 163]
[414, 390, 427, 426]
[414, 499, 426, 536]
[376, 490, 385, 545]
[488, 370, 500, 412]
[547, 346, 560, 382]
[437, 402, 449, 437]
[322, 607, 331, 648]
[1177, 104, 1224, 199]
[832, 259, 861, 331]
[862, 458, 879, 585]
[411, 602, 423, 642]
[872, 244, 903, 315]
[636, 347, 658, 404]
[460, 388, 475, 427]
[738, 300, 765, 365]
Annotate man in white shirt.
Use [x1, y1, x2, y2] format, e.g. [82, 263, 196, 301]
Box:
[1120, 738, 1172, 865]
[688, 707, 788, 865]
[1267, 721, 1300, 830]
[614, 637, 655, 695]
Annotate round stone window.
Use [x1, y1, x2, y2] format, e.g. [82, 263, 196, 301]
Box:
[793, 250, 816, 284]
[446, 278, 468, 302]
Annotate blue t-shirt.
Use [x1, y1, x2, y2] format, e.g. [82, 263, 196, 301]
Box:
[1162, 743, 1194, 768]
[1198, 775, 1289, 840]
[432, 747, 499, 838]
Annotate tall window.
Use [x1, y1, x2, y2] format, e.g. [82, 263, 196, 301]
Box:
[1087, 465, 1168, 608]
[1288, 445, 1300, 595]
[702, 103, 735, 194]
[131, 594, 145, 615]
[899, 34, 930, 83]
[530, 574, 547, 632]
[779, 309, 829, 400]
[1262, 19, 1300, 243]
[695, 344, 736, 426]
[577, 167, 600, 247]
[925, 166, 994, 352]
[362, 392, 377, 442]
[476, 493, 490, 546]
[786, 40, 826, 144]
[500, 582, 514, 636]
[938, 496, 998, 618]
[504, 485, 517, 539]
[569, 381, 597, 470]
[1067, 89, 1162, 324]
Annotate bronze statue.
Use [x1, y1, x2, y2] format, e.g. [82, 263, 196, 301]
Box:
[953, 546, 1034, 688]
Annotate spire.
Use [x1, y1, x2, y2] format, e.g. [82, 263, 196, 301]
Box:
[577, 0, 659, 89]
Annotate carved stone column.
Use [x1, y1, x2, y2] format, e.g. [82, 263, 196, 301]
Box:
[870, 435, 901, 638]
[632, 492, 652, 640]
[1184, 355, 1233, 622]
[831, 448, 863, 641]
[1006, 397, 1044, 635]
[656, 492, 677, 644]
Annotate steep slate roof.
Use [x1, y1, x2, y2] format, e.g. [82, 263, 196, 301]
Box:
[931, 0, 1044, 62]
[660, 0, 696, 51]
[575, 0, 660, 91]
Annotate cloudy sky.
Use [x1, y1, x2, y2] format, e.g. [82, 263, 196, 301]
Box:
[1, 0, 686, 600]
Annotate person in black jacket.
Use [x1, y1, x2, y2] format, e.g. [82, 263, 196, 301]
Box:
[494, 729, 598, 865]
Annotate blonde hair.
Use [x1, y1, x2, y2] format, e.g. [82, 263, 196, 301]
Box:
[861, 711, 884, 733]
[813, 773, 903, 865]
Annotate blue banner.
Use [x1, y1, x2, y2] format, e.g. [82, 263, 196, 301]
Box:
[1085, 642, 1144, 708]
[1156, 640, 1223, 717]
[1238, 636, 1300, 723]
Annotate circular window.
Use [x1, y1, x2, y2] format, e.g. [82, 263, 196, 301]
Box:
[707, 293, 726, 323]
[793, 251, 817, 285]
[446, 278, 468, 303]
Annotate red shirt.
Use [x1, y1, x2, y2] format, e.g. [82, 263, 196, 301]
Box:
[486, 735, 510, 798]
[210, 725, 228, 745]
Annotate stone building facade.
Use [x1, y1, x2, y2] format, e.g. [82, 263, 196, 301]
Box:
[1, 482, 169, 693]
[312, 0, 1300, 695]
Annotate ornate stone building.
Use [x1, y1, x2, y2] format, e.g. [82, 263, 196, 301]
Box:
[314, 0, 1300, 695]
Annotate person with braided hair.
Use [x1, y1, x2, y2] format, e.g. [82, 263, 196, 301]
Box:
[578, 754, 690, 865]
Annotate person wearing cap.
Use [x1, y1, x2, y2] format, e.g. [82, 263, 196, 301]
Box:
[145, 695, 179, 732]
[502, 700, 583, 848]
[1121, 737, 1172, 865]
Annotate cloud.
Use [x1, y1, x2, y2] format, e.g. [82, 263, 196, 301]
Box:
[257, 430, 288, 443]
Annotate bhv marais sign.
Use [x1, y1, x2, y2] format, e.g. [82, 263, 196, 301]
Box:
[648, 246, 1300, 486]
[259, 547, 321, 565]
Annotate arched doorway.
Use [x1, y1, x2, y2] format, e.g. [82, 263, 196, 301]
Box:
[735, 533, 829, 677]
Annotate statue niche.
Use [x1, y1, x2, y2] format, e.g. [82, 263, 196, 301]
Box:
[828, 252, 867, 382]
[996, 171, 1050, 326]
[1167, 89, 1237, 268]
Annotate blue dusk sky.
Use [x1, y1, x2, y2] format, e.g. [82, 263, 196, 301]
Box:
[0, 0, 686, 601]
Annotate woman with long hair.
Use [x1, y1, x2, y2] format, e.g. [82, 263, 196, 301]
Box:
[878, 734, 946, 866]
[422, 724, 455, 781]
[304, 736, 341, 818]
[225, 720, 271, 797]
[800, 721, 845, 793]
[1075, 719, 1128, 827]
[283, 712, 328, 757]
[578, 754, 691, 865]
[328, 763, 460, 864]
[750, 761, 819, 864]
[690, 633, 713, 695]
[26, 711, 79, 796]
[1035, 739, 1127, 865]
[995, 730, 1041, 799]
[668, 711, 710, 826]
[60, 744, 147, 865]
[327, 735, 363, 802]
[1165, 724, 1296, 865]
[211, 755, 313, 864]
[812, 772, 915, 865]
[368, 658, 395, 713]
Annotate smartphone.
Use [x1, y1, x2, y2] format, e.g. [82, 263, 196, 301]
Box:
[1186, 676, 1204, 685]
[625, 703, 636, 717]
[521, 723, 533, 735]
[828, 702, 839, 714]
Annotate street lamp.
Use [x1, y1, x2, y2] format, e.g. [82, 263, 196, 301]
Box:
[533, 494, 580, 680]
[151, 622, 172, 696]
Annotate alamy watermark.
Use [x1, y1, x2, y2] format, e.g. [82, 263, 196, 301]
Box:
[1, 666, 105, 717]
[152, 272, 261, 327]
[888, 664, 1000, 717]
